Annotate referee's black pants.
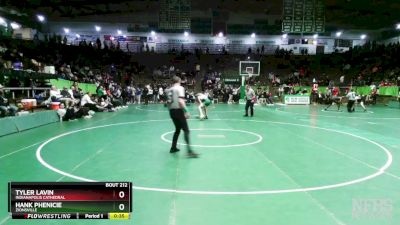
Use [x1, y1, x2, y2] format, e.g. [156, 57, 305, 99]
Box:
[347, 100, 355, 112]
[169, 109, 191, 150]
[245, 100, 254, 116]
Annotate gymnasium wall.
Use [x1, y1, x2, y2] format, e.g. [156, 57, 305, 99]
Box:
[252, 85, 398, 97]
[287, 86, 398, 96]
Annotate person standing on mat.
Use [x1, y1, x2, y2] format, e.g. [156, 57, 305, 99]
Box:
[244, 85, 256, 117]
[346, 89, 356, 112]
[196, 92, 211, 120]
[166, 76, 199, 158]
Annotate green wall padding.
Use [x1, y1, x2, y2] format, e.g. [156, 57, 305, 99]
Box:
[13, 111, 59, 132]
[0, 117, 18, 137]
[379, 86, 399, 96]
[49, 79, 97, 94]
[241, 85, 398, 97]
[355, 87, 371, 95]
[0, 111, 59, 137]
[388, 100, 400, 108]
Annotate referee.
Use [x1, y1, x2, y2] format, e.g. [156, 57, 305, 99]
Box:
[244, 85, 256, 117]
[166, 76, 199, 158]
[346, 89, 356, 113]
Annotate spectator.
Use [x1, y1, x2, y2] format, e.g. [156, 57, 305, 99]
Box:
[143, 86, 149, 105]
[158, 86, 164, 103]
[0, 85, 18, 117]
[71, 86, 82, 100]
[135, 87, 142, 104]
[81, 92, 101, 112]
[340, 75, 345, 84]
[49, 85, 62, 101]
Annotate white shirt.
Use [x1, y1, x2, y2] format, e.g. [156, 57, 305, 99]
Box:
[233, 88, 238, 95]
[245, 88, 255, 100]
[114, 89, 121, 98]
[167, 84, 185, 109]
[197, 93, 207, 101]
[68, 90, 75, 100]
[81, 94, 95, 106]
[347, 91, 356, 101]
[370, 84, 376, 90]
[268, 73, 274, 80]
[50, 89, 62, 98]
[148, 89, 153, 95]
[159, 87, 164, 95]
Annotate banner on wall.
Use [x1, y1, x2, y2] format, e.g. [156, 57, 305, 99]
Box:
[230, 40, 243, 44]
[104, 35, 146, 42]
[284, 95, 310, 105]
[223, 78, 240, 84]
[281, 38, 289, 45]
[317, 39, 328, 45]
[70, 34, 99, 42]
[256, 40, 276, 45]
[167, 39, 190, 43]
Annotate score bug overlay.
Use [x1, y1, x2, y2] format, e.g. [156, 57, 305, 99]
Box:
[8, 182, 132, 220]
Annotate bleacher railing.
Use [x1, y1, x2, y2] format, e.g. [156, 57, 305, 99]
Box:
[2, 87, 51, 99]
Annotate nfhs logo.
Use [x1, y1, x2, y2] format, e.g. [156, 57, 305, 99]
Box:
[352, 198, 393, 220]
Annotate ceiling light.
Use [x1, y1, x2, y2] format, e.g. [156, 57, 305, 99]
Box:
[0, 17, 6, 27]
[10, 22, 21, 30]
[37, 14, 45, 22]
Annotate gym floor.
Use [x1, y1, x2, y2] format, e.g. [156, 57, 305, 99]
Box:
[1, 103, 399, 225]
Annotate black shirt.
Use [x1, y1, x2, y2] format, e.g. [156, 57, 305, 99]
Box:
[0, 95, 9, 106]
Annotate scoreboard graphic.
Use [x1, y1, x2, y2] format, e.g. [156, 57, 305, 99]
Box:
[8, 182, 132, 220]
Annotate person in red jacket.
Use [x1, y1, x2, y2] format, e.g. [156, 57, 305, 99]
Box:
[324, 87, 342, 111]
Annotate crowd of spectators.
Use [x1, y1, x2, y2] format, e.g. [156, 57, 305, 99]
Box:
[0, 35, 143, 86]
[52, 81, 176, 121]
[0, 35, 399, 118]
[48, 82, 128, 121]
